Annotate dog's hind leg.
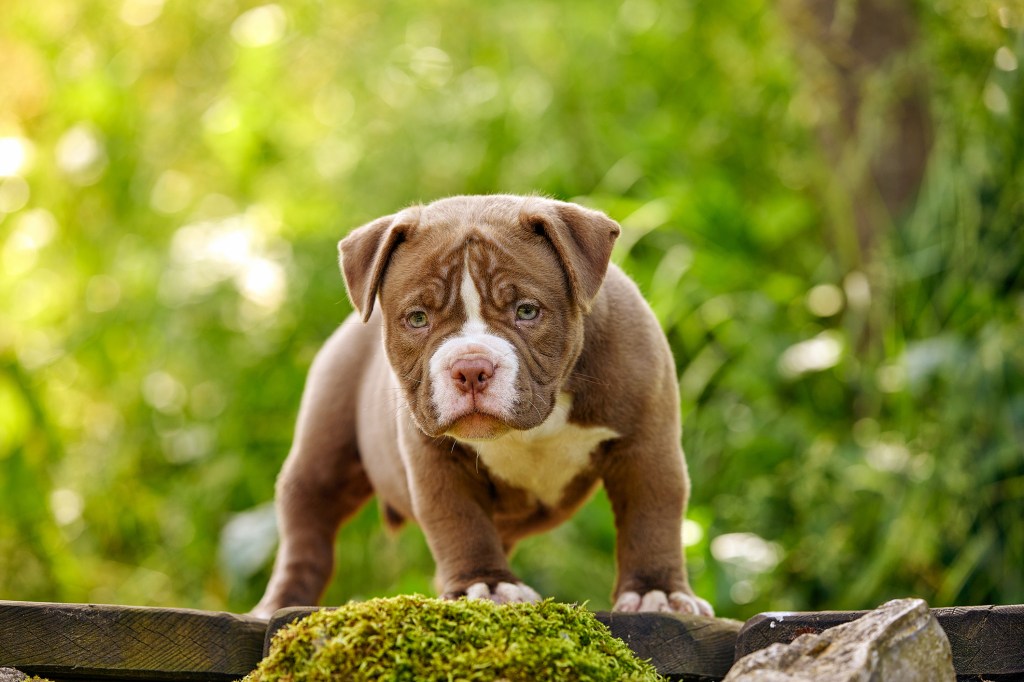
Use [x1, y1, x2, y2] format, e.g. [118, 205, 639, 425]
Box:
[250, 320, 376, 618]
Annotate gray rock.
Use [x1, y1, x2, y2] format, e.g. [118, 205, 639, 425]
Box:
[724, 598, 955, 681]
[0, 669, 27, 682]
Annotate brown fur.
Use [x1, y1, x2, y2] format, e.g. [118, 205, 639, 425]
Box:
[252, 195, 707, 617]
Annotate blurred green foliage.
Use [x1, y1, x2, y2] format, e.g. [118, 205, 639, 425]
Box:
[1, 0, 1021, 619]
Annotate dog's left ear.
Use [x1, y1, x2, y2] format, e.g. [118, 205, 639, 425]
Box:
[522, 199, 621, 312]
[339, 207, 421, 322]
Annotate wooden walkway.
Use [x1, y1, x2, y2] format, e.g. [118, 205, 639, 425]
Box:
[0, 600, 1020, 681]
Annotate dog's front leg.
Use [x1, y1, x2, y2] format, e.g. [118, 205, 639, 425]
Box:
[406, 443, 541, 604]
[603, 438, 714, 616]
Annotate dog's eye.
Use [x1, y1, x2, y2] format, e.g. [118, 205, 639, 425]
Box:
[407, 311, 429, 328]
[515, 303, 540, 321]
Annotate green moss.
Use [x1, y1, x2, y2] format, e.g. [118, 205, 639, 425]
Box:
[244, 596, 666, 682]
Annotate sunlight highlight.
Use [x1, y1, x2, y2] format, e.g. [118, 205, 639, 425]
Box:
[56, 124, 107, 184]
[0, 136, 32, 177]
[682, 518, 704, 548]
[711, 532, 782, 573]
[120, 0, 164, 26]
[231, 5, 287, 48]
[779, 332, 843, 377]
[50, 488, 84, 526]
[162, 209, 290, 318]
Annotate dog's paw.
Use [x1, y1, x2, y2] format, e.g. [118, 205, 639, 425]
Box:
[613, 589, 714, 616]
[447, 581, 542, 604]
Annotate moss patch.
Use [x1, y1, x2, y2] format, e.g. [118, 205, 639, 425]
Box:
[244, 595, 666, 681]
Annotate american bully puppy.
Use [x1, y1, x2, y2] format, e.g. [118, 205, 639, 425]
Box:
[251, 194, 713, 618]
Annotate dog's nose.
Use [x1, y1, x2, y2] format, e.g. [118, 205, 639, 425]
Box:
[451, 357, 494, 394]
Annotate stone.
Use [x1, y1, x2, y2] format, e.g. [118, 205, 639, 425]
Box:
[724, 598, 955, 681]
[0, 669, 26, 682]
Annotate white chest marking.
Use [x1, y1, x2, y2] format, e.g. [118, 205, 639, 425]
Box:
[465, 393, 619, 506]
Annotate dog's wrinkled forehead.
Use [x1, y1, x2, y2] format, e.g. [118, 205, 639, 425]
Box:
[339, 194, 620, 322]
[379, 199, 551, 303]
[398, 256, 548, 338]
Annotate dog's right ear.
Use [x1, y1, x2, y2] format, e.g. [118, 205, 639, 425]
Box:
[339, 208, 420, 322]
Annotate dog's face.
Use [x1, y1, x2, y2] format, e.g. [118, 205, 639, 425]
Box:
[378, 219, 580, 440]
[339, 195, 619, 440]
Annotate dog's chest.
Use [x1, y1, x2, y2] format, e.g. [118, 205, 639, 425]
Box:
[465, 394, 619, 506]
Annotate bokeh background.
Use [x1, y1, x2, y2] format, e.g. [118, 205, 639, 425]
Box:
[1, 0, 1022, 619]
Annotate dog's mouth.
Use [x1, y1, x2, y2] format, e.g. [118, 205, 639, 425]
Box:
[444, 411, 511, 441]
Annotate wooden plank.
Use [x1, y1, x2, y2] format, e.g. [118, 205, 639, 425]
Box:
[265, 607, 742, 681]
[595, 612, 742, 681]
[934, 605, 1024, 679]
[735, 604, 1024, 679]
[0, 600, 267, 681]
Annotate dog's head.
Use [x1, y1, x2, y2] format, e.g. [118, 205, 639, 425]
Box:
[339, 195, 620, 441]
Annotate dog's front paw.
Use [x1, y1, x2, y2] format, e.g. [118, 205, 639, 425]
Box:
[444, 581, 542, 605]
[614, 589, 714, 616]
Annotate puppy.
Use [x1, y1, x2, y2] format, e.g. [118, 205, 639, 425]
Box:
[251, 195, 712, 618]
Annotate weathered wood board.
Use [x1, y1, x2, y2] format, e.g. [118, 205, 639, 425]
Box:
[596, 612, 743, 681]
[264, 606, 743, 681]
[2, 599, 1022, 681]
[0, 600, 266, 681]
[735, 604, 1024, 680]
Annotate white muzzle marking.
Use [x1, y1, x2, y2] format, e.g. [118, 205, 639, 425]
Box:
[428, 255, 520, 427]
